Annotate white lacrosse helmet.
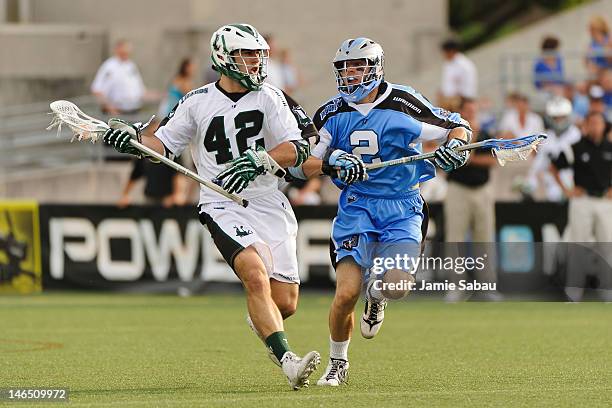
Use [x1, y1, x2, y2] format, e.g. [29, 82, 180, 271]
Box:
[545, 96, 573, 134]
[333, 38, 384, 103]
[210, 24, 270, 91]
[545, 96, 572, 117]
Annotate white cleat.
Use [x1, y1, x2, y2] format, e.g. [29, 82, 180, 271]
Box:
[246, 315, 281, 367]
[360, 291, 387, 339]
[317, 358, 349, 386]
[281, 351, 321, 390]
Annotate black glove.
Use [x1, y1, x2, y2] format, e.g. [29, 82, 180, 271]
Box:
[102, 119, 142, 157]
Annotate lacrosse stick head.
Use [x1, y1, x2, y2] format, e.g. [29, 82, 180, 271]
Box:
[47, 100, 109, 143]
[490, 134, 547, 166]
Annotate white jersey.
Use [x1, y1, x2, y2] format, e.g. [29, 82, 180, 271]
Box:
[155, 82, 310, 205]
[527, 124, 581, 201]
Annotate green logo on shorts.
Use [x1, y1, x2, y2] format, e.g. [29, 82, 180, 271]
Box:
[234, 225, 253, 237]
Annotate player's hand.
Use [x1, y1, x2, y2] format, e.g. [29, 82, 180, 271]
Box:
[322, 149, 368, 184]
[214, 145, 269, 194]
[102, 118, 142, 157]
[434, 138, 469, 172]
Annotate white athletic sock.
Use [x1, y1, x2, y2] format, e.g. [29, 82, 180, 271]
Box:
[329, 336, 350, 361]
[367, 277, 386, 302]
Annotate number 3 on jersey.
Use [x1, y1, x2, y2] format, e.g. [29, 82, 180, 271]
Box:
[350, 130, 381, 164]
[204, 110, 264, 164]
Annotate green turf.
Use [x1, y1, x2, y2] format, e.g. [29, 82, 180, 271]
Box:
[1, 294, 611, 407]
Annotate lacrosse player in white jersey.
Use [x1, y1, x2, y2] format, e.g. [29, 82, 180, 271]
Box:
[101, 23, 323, 390]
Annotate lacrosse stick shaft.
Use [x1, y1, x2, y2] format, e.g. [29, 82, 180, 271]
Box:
[128, 140, 249, 207]
[365, 140, 488, 171]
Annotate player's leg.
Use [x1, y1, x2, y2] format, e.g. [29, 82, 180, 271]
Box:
[234, 248, 319, 388]
[270, 280, 299, 319]
[200, 206, 318, 389]
[233, 247, 283, 338]
[318, 257, 362, 386]
[362, 192, 424, 337]
[247, 280, 297, 367]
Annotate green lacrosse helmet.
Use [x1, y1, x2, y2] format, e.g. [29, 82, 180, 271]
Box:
[210, 24, 270, 91]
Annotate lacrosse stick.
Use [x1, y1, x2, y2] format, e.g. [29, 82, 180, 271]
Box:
[365, 134, 547, 171]
[47, 100, 249, 207]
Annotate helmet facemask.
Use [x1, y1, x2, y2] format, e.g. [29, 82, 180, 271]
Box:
[334, 57, 383, 103]
[226, 49, 269, 91]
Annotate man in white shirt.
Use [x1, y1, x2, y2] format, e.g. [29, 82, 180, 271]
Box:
[91, 40, 145, 115]
[439, 38, 478, 111]
[498, 93, 545, 138]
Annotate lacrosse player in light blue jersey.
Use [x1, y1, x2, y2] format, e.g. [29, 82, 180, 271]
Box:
[288, 37, 472, 386]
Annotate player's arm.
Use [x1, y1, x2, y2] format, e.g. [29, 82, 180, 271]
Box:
[103, 98, 195, 161]
[215, 90, 315, 194]
[287, 127, 367, 184]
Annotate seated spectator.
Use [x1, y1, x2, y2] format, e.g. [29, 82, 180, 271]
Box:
[588, 85, 612, 128]
[158, 58, 197, 119]
[497, 94, 544, 139]
[586, 15, 612, 76]
[564, 81, 590, 121]
[533, 36, 565, 91]
[438, 38, 477, 111]
[599, 68, 612, 112]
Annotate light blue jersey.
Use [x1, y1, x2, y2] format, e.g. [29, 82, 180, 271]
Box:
[312, 82, 468, 268]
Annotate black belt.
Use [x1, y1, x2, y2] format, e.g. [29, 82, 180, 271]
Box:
[586, 190, 606, 198]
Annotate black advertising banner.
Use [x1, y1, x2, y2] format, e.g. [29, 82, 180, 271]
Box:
[39, 205, 229, 290]
[36, 202, 609, 299]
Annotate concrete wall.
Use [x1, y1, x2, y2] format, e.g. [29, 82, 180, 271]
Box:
[0, 24, 106, 106]
[3, 0, 447, 114]
[189, 0, 448, 113]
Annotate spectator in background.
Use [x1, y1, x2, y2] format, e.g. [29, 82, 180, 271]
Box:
[158, 58, 197, 118]
[118, 158, 183, 207]
[263, 34, 286, 91]
[598, 68, 612, 114]
[444, 98, 499, 302]
[526, 97, 580, 201]
[551, 111, 612, 236]
[287, 178, 322, 206]
[533, 36, 564, 92]
[498, 93, 544, 139]
[551, 111, 612, 302]
[588, 85, 612, 129]
[586, 15, 612, 76]
[279, 49, 301, 95]
[565, 81, 590, 121]
[91, 40, 146, 115]
[438, 38, 477, 112]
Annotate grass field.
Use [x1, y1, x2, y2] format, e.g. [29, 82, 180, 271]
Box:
[1, 293, 611, 407]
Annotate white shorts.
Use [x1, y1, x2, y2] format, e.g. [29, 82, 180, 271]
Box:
[198, 190, 300, 284]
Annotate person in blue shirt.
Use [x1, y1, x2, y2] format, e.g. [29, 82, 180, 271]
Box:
[288, 37, 472, 386]
[533, 36, 565, 91]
